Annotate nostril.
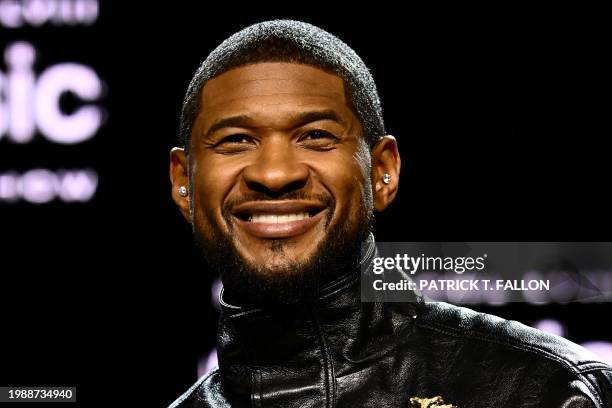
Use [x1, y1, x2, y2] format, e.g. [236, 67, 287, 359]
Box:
[280, 180, 308, 195]
[245, 179, 307, 198]
[242, 158, 310, 196]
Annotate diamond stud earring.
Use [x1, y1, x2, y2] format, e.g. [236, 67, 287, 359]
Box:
[382, 173, 391, 185]
[178, 186, 188, 197]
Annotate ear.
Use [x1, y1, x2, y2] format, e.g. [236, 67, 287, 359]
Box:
[170, 147, 191, 222]
[371, 135, 401, 212]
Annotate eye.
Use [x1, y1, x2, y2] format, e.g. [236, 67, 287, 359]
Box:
[212, 134, 256, 154]
[302, 130, 336, 140]
[299, 130, 339, 151]
[218, 134, 253, 145]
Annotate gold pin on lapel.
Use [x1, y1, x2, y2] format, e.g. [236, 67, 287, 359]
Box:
[409, 395, 457, 408]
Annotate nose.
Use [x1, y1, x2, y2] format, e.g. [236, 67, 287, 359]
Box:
[242, 136, 309, 197]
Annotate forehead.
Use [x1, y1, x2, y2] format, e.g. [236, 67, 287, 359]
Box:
[197, 62, 351, 125]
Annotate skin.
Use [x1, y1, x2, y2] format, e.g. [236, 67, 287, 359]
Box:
[170, 62, 400, 278]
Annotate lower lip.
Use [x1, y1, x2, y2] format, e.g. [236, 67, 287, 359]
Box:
[233, 210, 327, 239]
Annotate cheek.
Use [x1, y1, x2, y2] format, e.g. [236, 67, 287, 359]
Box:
[191, 158, 239, 233]
[316, 150, 370, 220]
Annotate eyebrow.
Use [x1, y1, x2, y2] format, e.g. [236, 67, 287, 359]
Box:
[203, 109, 346, 139]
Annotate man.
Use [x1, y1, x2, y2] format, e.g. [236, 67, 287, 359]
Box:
[169, 20, 611, 408]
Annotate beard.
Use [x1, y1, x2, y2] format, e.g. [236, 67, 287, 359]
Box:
[192, 191, 373, 308]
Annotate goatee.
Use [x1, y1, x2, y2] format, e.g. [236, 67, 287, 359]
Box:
[193, 195, 372, 308]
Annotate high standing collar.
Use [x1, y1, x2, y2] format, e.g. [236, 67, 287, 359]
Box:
[215, 234, 422, 407]
[218, 232, 378, 316]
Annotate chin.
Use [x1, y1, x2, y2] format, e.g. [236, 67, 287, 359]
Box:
[246, 251, 314, 274]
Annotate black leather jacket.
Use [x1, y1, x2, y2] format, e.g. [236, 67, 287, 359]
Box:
[170, 238, 612, 407]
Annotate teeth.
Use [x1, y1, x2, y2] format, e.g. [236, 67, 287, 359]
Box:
[249, 212, 310, 223]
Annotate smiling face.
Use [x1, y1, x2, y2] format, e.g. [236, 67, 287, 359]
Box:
[171, 62, 400, 305]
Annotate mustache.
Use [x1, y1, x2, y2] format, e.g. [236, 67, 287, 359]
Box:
[223, 191, 335, 217]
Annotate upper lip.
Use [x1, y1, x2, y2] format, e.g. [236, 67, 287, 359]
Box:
[231, 200, 327, 220]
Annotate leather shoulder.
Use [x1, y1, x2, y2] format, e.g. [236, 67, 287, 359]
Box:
[415, 301, 612, 407]
[168, 369, 230, 408]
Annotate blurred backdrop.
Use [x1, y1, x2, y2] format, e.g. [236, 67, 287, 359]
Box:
[1, 2, 610, 407]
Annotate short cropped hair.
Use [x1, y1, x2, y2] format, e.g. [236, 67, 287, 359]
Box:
[179, 19, 385, 150]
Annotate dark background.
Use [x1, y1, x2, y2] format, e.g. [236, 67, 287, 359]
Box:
[1, 3, 609, 407]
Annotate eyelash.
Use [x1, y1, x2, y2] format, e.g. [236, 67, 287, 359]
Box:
[216, 134, 253, 146]
[212, 130, 338, 152]
[300, 130, 337, 141]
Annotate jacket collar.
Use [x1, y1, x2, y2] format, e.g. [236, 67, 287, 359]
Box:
[218, 232, 378, 314]
[216, 234, 422, 406]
